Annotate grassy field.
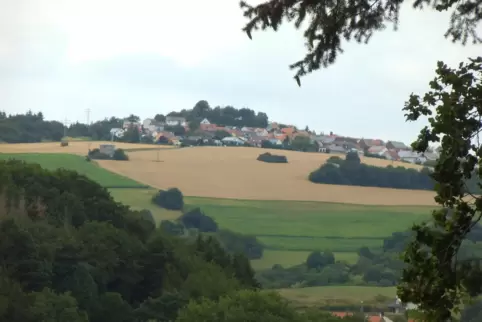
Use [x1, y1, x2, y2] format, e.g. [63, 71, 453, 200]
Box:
[109, 188, 433, 270]
[250, 250, 359, 270]
[0, 153, 147, 188]
[277, 286, 397, 306]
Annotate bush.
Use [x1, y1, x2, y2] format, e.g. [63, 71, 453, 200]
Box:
[179, 208, 218, 232]
[215, 229, 264, 259]
[257, 152, 288, 163]
[326, 156, 343, 165]
[160, 220, 185, 235]
[88, 148, 111, 160]
[113, 148, 129, 161]
[60, 139, 69, 147]
[152, 188, 184, 210]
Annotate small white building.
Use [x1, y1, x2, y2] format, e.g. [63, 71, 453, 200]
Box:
[200, 118, 211, 125]
[100, 144, 116, 157]
[165, 116, 186, 126]
[222, 136, 245, 146]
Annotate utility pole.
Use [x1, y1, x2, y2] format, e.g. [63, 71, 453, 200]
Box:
[63, 118, 70, 138]
[85, 108, 91, 125]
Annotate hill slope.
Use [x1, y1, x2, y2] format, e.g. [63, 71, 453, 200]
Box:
[98, 146, 436, 205]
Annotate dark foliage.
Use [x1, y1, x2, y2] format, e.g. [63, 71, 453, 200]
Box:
[151, 188, 184, 210]
[0, 111, 64, 143]
[179, 207, 218, 232]
[257, 152, 288, 163]
[88, 149, 111, 160]
[112, 149, 129, 161]
[309, 153, 436, 190]
[215, 229, 264, 260]
[160, 220, 185, 236]
[0, 160, 261, 321]
[172, 100, 268, 128]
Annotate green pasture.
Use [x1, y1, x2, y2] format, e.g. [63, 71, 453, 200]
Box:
[277, 285, 397, 306]
[250, 250, 359, 270]
[0, 153, 147, 188]
[109, 188, 433, 269]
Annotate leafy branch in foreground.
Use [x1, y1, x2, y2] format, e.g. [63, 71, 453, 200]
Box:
[239, 0, 482, 85]
[398, 56, 482, 321]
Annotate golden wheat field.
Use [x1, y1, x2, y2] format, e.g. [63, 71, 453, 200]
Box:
[0, 141, 174, 155]
[0, 143, 436, 205]
[96, 146, 437, 206]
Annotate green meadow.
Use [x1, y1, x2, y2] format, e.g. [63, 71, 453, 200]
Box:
[0, 153, 147, 188]
[109, 188, 433, 270]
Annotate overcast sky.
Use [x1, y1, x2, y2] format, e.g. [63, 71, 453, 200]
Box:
[1, 0, 480, 143]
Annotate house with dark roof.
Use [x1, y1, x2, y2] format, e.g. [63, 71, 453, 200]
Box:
[359, 138, 385, 150]
[386, 141, 409, 151]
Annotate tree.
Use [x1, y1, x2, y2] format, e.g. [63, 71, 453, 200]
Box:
[188, 120, 200, 132]
[154, 114, 166, 122]
[239, 0, 482, 85]
[152, 188, 184, 210]
[125, 114, 140, 122]
[176, 290, 303, 322]
[291, 136, 315, 152]
[121, 125, 141, 143]
[397, 57, 482, 320]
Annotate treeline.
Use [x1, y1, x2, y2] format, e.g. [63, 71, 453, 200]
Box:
[152, 188, 264, 260]
[0, 111, 65, 143]
[160, 100, 269, 128]
[309, 153, 435, 190]
[310, 153, 482, 193]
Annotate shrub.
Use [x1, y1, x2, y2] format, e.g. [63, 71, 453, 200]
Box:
[152, 188, 184, 210]
[113, 148, 129, 161]
[160, 220, 185, 235]
[256, 152, 288, 163]
[215, 229, 263, 259]
[139, 209, 155, 225]
[326, 156, 343, 165]
[179, 208, 218, 232]
[60, 139, 69, 147]
[88, 148, 111, 160]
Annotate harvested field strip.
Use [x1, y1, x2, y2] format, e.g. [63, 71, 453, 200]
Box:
[98, 146, 437, 205]
[0, 141, 176, 155]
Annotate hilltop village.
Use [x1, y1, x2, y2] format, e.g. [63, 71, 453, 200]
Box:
[113, 115, 439, 166]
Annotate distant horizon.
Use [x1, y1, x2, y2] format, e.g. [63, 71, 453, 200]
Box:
[3, 107, 420, 145]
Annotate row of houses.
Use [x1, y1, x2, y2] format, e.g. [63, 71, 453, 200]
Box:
[112, 116, 439, 164]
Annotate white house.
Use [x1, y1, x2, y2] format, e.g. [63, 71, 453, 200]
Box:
[255, 128, 269, 137]
[165, 116, 186, 126]
[143, 118, 155, 128]
[110, 128, 124, 138]
[200, 118, 211, 125]
[222, 136, 245, 146]
[398, 150, 426, 164]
